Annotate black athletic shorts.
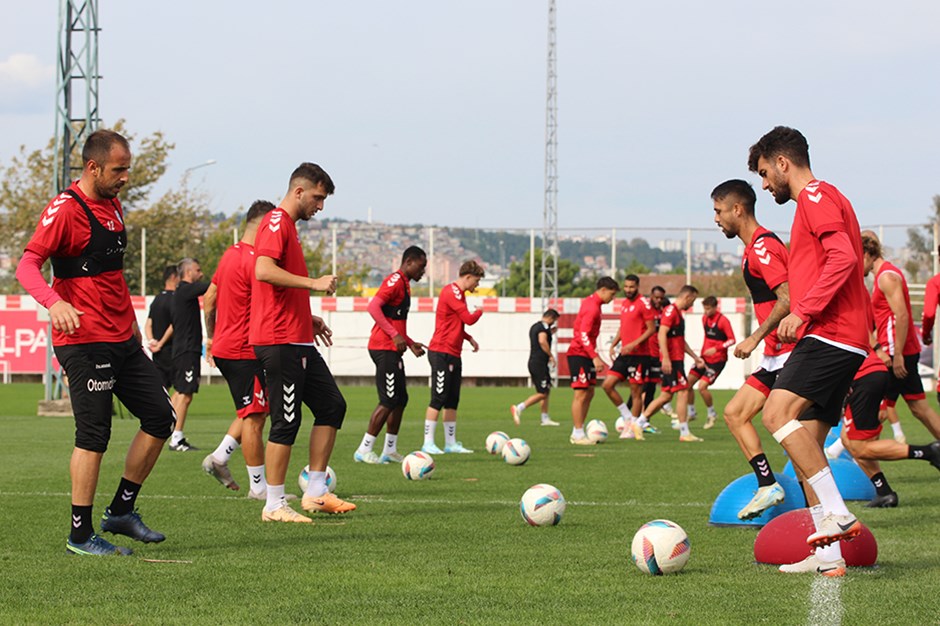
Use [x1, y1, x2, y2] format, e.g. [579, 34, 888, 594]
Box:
[370, 349, 408, 409]
[885, 353, 926, 404]
[690, 360, 726, 385]
[746, 367, 781, 398]
[55, 338, 175, 452]
[844, 370, 889, 441]
[172, 351, 201, 394]
[661, 360, 688, 393]
[528, 359, 552, 394]
[566, 355, 597, 389]
[609, 354, 649, 385]
[646, 358, 662, 384]
[428, 350, 462, 410]
[775, 338, 866, 427]
[152, 349, 175, 390]
[214, 356, 268, 419]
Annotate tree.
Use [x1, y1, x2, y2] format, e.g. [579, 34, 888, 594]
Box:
[905, 195, 940, 282]
[494, 249, 599, 297]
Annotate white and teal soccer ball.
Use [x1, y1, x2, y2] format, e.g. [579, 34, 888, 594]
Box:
[520, 483, 566, 526]
[615, 416, 627, 434]
[586, 419, 609, 443]
[402, 451, 435, 480]
[298, 465, 337, 493]
[501, 438, 531, 466]
[485, 431, 511, 455]
[631, 519, 691, 575]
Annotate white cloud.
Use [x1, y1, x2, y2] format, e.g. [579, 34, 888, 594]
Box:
[0, 53, 55, 113]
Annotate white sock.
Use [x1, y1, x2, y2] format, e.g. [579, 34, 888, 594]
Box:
[663, 403, 673, 413]
[707, 406, 717, 418]
[212, 434, 239, 463]
[171, 430, 184, 444]
[515, 402, 526, 414]
[826, 439, 845, 458]
[891, 422, 904, 437]
[265, 484, 286, 512]
[806, 467, 852, 516]
[572, 427, 585, 439]
[810, 504, 844, 562]
[688, 406, 698, 417]
[679, 422, 691, 437]
[305, 471, 328, 498]
[540, 412, 552, 423]
[636, 415, 649, 428]
[358, 433, 376, 455]
[616, 402, 630, 418]
[246, 465, 266, 496]
[444, 422, 457, 446]
[383, 433, 398, 454]
[424, 420, 437, 445]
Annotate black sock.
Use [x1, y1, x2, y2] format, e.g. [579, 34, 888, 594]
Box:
[908, 444, 930, 460]
[69, 504, 94, 544]
[109, 477, 142, 516]
[748, 453, 776, 487]
[870, 472, 893, 496]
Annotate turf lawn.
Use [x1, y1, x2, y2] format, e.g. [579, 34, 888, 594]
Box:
[0, 382, 938, 625]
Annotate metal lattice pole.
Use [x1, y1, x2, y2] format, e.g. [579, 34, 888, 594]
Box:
[540, 0, 559, 309]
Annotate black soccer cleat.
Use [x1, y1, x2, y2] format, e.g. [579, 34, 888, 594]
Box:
[926, 441, 940, 472]
[101, 508, 166, 543]
[865, 492, 899, 508]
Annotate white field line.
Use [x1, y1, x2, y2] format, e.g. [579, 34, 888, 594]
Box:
[0, 490, 709, 508]
[806, 577, 844, 626]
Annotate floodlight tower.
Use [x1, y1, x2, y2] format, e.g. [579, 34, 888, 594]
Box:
[46, 0, 100, 401]
[540, 0, 559, 307]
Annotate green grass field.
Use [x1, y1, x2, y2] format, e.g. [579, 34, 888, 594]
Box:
[1, 382, 939, 625]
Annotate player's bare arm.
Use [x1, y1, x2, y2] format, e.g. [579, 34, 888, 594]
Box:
[685, 340, 704, 369]
[539, 333, 555, 366]
[48, 300, 84, 335]
[879, 271, 910, 379]
[312, 315, 333, 347]
[735, 281, 790, 359]
[409, 341, 426, 358]
[659, 325, 672, 375]
[203, 283, 218, 363]
[256, 255, 337, 294]
[609, 330, 621, 359]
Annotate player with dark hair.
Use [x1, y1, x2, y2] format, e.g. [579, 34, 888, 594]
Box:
[145, 265, 178, 389]
[201, 200, 276, 498]
[638, 286, 668, 418]
[748, 126, 869, 561]
[602, 274, 656, 440]
[423, 260, 485, 454]
[16, 128, 174, 555]
[712, 178, 794, 520]
[639, 285, 704, 442]
[168, 257, 209, 451]
[688, 295, 736, 429]
[567, 276, 619, 445]
[354, 245, 428, 464]
[251, 162, 354, 522]
[511, 308, 561, 427]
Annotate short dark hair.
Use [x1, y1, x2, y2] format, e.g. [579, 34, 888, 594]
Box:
[651, 285, 665, 295]
[543, 308, 560, 321]
[401, 245, 427, 264]
[711, 179, 756, 216]
[162, 265, 178, 282]
[861, 232, 882, 259]
[459, 260, 485, 278]
[597, 276, 618, 291]
[246, 200, 276, 223]
[702, 295, 718, 307]
[624, 273, 640, 284]
[82, 129, 130, 166]
[289, 162, 335, 195]
[748, 126, 810, 172]
[678, 284, 699, 297]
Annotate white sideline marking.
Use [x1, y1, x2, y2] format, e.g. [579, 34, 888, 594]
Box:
[806, 576, 843, 626]
[0, 490, 709, 508]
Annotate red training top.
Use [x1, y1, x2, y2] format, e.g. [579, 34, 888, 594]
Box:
[922, 273, 940, 342]
[211, 242, 257, 359]
[648, 307, 664, 359]
[427, 282, 482, 356]
[700, 311, 735, 364]
[368, 269, 414, 351]
[659, 303, 686, 362]
[872, 261, 921, 357]
[568, 292, 603, 359]
[619, 295, 655, 356]
[742, 226, 793, 357]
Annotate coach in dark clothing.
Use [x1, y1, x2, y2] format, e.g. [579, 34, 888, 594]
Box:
[146, 265, 179, 389]
[168, 258, 209, 451]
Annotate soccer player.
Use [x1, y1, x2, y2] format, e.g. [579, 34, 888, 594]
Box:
[862, 231, 940, 439]
[638, 286, 667, 417]
[688, 295, 735, 429]
[201, 200, 276, 499]
[639, 285, 704, 442]
[145, 265, 178, 389]
[712, 179, 793, 520]
[748, 125, 869, 551]
[16, 129, 174, 555]
[601, 275, 655, 440]
[354, 246, 428, 464]
[921, 250, 940, 405]
[511, 308, 561, 427]
[168, 257, 209, 451]
[423, 260, 485, 454]
[251, 162, 354, 522]
[566, 276, 619, 445]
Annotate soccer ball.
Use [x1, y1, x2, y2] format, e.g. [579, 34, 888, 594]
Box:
[485, 431, 511, 455]
[615, 416, 627, 433]
[402, 451, 435, 480]
[631, 519, 691, 575]
[298, 465, 337, 493]
[586, 419, 609, 443]
[501, 438, 531, 466]
[520, 483, 566, 526]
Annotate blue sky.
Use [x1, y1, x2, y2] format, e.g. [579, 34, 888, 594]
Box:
[3, 1, 939, 252]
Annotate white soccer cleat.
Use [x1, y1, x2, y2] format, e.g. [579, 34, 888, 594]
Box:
[540, 418, 560, 426]
[511, 405, 521, 426]
[806, 513, 862, 548]
[737, 482, 786, 520]
[778, 554, 846, 577]
[353, 450, 381, 464]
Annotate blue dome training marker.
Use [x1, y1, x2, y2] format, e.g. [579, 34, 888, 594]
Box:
[709, 472, 805, 527]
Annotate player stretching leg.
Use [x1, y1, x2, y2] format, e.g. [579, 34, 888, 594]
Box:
[749, 126, 869, 552]
[511, 309, 561, 426]
[688, 295, 735, 429]
[355, 246, 428, 464]
[423, 261, 485, 454]
[712, 179, 794, 520]
[601, 275, 656, 441]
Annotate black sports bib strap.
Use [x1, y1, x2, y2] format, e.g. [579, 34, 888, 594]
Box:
[51, 190, 126, 278]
